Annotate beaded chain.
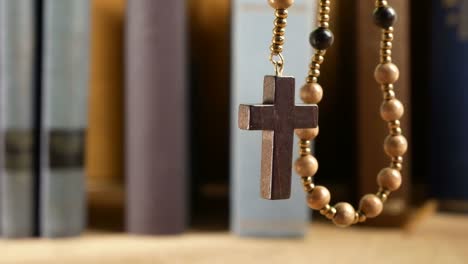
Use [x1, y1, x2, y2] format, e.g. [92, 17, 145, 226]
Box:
[267, 0, 408, 227]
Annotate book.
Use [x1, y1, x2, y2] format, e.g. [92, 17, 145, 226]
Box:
[188, 0, 231, 229]
[40, 0, 90, 237]
[86, 0, 126, 230]
[230, 0, 314, 237]
[429, 0, 468, 212]
[125, 0, 188, 235]
[356, 0, 411, 225]
[0, 0, 39, 238]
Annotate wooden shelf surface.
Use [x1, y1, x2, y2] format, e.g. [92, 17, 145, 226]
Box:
[1, 213, 467, 264]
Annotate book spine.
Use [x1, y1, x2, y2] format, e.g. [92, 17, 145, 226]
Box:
[125, 0, 187, 235]
[86, 0, 125, 230]
[40, 0, 90, 237]
[356, 0, 411, 226]
[87, 0, 125, 191]
[230, 0, 314, 237]
[0, 0, 38, 238]
[430, 0, 468, 211]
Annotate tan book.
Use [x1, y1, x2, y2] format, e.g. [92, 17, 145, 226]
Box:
[86, 0, 126, 230]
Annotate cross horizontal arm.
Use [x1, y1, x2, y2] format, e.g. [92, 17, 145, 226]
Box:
[238, 104, 275, 130]
[293, 105, 319, 128]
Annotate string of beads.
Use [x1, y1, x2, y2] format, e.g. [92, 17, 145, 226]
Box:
[268, 0, 408, 227]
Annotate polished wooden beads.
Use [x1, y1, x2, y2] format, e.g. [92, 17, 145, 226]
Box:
[359, 194, 383, 218]
[307, 186, 330, 210]
[333, 203, 356, 227]
[380, 98, 404, 121]
[293, 0, 407, 227]
[374, 63, 399, 84]
[300, 82, 323, 104]
[294, 155, 318, 176]
[377, 168, 402, 191]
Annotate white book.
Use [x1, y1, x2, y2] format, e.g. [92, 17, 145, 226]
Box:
[0, 0, 38, 238]
[230, 0, 317, 237]
[40, 0, 90, 237]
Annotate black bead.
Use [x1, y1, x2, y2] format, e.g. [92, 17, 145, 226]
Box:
[373, 6, 397, 28]
[309, 28, 334, 50]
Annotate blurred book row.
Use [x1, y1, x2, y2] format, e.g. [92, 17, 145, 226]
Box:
[0, 0, 467, 239]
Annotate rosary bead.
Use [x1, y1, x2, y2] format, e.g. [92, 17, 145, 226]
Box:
[384, 135, 408, 157]
[307, 186, 331, 210]
[273, 27, 286, 36]
[377, 168, 402, 191]
[374, 63, 400, 84]
[333, 202, 356, 227]
[300, 82, 323, 104]
[294, 155, 319, 176]
[309, 27, 334, 50]
[359, 194, 383, 218]
[274, 18, 287, 27]
[268, 0, 294, 9]
[380, 98, 404, 121]
[301, 176, 315, 192]
[373, 6, 397, 29]
[295, 127, 319, 140]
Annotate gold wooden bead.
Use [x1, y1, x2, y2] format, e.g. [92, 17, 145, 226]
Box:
[390, 127, 402, 136]
[307, 186, 331, 210]
[275, 9, 288, 18]
[392, 156, 403, 163]
[375, 63, 400, 84]
[326, 207, 337, 219]
[306, 76, 318, 83]
[273, 27, 286, 36]
[383, 90, 396, 100]
[299, 140, 311, 148]
[390, 161, 403, 171]
[268, 0, 294, 9]
[384, 135, 408, 157]
[313, 54, 324, 64]
[321, 14, 330, 21]
[383, 32, 394, 41]
[380, 99, 404, 121]
[388, 120, 400, 129]
[381, 56, 392, 64]
[295, 127, 319, 140]
[316, 49, 326, 56]
[358, 212, 367, 222]
[381, 41, 392, 49]
[381, 49, 392, 56]
[294, 155, 319, 176]
[300, 82, 323, 104]
[310, 62, 321, 70]
[376, 191, 388, 202]
[274, 18, 287, 27]
[377, 167, 402, 191]
[359, 194, 384, 218]
[319, 21, 329, 28]
[320, 204, 331, 215]
[302, 177, 315, 192]
[333, 202, 356, 227]
[310, 69, 321, 77]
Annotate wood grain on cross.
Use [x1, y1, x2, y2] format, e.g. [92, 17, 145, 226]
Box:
[238, 76, 318, 200]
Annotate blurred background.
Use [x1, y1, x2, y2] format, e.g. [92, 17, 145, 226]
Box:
[1, 0, 468, 263]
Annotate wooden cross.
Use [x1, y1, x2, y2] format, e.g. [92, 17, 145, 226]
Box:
[238, 76, 318, 200]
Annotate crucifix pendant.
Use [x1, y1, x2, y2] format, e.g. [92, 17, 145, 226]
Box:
[238, 76, 319, 200]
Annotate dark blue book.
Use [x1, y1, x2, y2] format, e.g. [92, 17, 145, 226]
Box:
[430, 0, 468, 211]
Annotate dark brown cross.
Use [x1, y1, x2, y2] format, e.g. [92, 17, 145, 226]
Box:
[238, 75, 318, 200]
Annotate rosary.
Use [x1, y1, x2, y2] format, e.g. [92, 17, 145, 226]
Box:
[238, 0, 407, 227]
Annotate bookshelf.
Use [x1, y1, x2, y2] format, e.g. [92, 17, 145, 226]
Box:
[1, 213, 467, 264]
